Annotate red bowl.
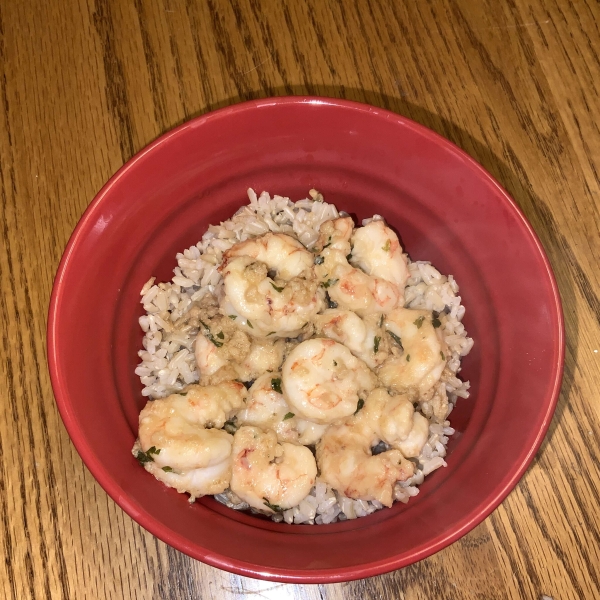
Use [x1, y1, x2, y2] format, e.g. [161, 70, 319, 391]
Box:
[48, 97, 563, 582]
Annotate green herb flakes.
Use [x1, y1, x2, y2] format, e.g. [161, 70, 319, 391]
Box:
[177, 392, 188, 396]
[136, 446, 160, 465]
[283, 412, 295, 421]
[135, 451, 153, 465]
[387, 330, 403, 349]
[162, 466, 173, 472]
[228, 314, 237, 320]
[271, 378, 283, 394]
[247, 319, 253, 329]
[379, 314, 384, 327]
[270, 282, 284, 292]
[354, 398, 365, 414]
[333, 360, 338, 366]
[216, 331, 225, 339]
[440, 351, 446, 360]
[374, 336, 381, 353]
[406, 354, 411, 362]
[263, 498, 283, 512]
[414, 316, 425, 329]
[207, 334, 223, 347]
[432, 317, 442, 328]
[322, 278, 339, 289]
[224, 420, 238, 434]
[382, 239, 391, 252]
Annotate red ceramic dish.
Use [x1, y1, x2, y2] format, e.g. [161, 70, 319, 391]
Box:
[48, 97, 563, 582]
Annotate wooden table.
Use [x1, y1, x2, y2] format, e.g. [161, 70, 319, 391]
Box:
[2, 0, 599, 598]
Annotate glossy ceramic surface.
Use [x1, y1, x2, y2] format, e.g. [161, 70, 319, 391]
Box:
[48, 97, 563, 582]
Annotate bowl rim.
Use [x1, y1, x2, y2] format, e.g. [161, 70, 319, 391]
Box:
[47, 95, 565, 582]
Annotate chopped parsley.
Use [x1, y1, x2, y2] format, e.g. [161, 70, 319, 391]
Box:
[228, 314, 237, 320]
[374, 336, 381, 353]
[354, 398, 365, 414]
[216, 331, 224, 339]
[266, 331, 276, 336]
[135, 451, 153, 465]
[224, 420, 238, 434]
[199, 319, 223, 347]
[432, 316, 442, 328]
[414, 316, 425, 329]
[406, 354, 411, 362]
[136, 446, 160, 465]
[271, 378, 283, 394]
[283, 412, 295, 421]
[177, 392, 188, 396]
[270, 282, 284, 292]
[379, 314, 384, 327]
[247, 319, 253, 329]
[382, 239, 391, 252]
[440, 351, 446, 360]
[263, 499, 283, 512]
[322, 236, 332, 249]
[314, 255, 325, 265]
[161, 466, 174, 472]
[333, 360, 338, 366]
[322, 278, 339, 289]
[387, 330, 403, 350]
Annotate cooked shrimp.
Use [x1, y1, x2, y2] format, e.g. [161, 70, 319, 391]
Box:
[314, 248, 401, 316]
[235, 373, 329, 444]
[135, 381, 247, 496]
[350, 219, 409, 288]
[195, 330, 285, 383]
[282, 338, 377, 424]
[230, 426, 317, 513]
[316, 396, 415, 507]
[367, 388, 430, 458]
[223, 232, 314, 279]
[235, 373, 299, 442]
[315, 216, 354, 254]
[139, 450, 232, 498]
[313, 309, 389, 369]
[378, 308, 448, 396]
[220, 256, 323, 337]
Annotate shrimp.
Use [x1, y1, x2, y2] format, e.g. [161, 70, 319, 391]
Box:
[235, 373, 299, 443]
[220, 255, 324, 338]
[367, 388, 430, 458]
[223, 232, 314, 279]
[314, 248, 401, 316]
[235, 373, 329, 444]
[350, 219, 409, 288]
[230, 426, 317, 513]
[316, 391, 415, 507]
[313, 309, 389, 369]
[135, 381, 247, 497]
[315, 216, 354, 254]
[281, 338, 377, 424]
[195, 329, 285, 384]
[378, 308, 448, 396]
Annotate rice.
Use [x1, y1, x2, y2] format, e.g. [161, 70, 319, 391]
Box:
[136, 189, 474, 523]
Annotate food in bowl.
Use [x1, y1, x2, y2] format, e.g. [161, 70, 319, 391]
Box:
[132, 189, 474, 524]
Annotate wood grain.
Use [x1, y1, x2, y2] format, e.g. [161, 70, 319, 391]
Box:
[1, 0, 599, 598]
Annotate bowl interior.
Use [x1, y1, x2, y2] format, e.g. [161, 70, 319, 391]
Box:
[48, 98, 563, 582]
